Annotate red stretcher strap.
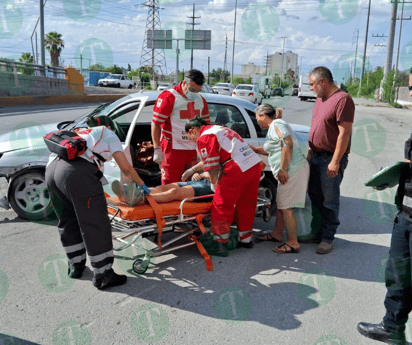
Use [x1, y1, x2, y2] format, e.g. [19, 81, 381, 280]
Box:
[145, 195, 166, 250]
[188, 235, 213, 271]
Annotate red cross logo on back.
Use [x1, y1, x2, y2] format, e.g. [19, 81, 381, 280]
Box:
[179, 102, 200, 120]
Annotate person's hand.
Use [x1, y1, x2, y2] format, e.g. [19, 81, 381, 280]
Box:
[138, 183, 151, 195]
[327, 161, 339, 177]
[181, 168, 194, 181]
[249, 145, 257, 153]
[277, 169, 288, 185]
[191, 172, 202, 181]
[153, 148, 164, 165]
[306, 151, 312, 163]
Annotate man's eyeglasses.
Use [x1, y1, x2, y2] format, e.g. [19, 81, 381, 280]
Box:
[188, 87, 202, 93]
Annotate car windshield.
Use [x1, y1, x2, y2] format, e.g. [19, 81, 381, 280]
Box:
[64, 96, 133, 129]
[215, 83, 228, 87]
[107, 75, 121, 79]
[236, 86, 253, 90]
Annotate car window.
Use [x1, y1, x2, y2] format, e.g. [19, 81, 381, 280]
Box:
[236, 86, 253, 90]
[208, 104, 250, 138]
[245, 109, 266, 138]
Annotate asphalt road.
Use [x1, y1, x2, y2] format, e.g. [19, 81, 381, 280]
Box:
[1, 95, 412, 345]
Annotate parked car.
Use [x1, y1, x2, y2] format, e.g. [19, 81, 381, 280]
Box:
[232, 84, 262, 104]
[157, 83, 173, 91]
[273, 87, 284, 97]
[298, 75, 316, 101]
[212, 83, 235, 96]
[0, 92, 309, 221]
[201, 83, 216, 94]
[98, 74, 133, 89]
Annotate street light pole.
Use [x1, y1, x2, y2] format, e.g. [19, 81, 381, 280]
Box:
[40, 0, 45, 76]
[230, 0, 237, 84]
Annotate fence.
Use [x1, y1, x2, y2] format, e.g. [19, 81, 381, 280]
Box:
[0, 59, 66, 78]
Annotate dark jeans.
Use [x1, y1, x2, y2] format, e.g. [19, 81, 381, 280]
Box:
[383, 212, 412, 333]
[308, 152, 348, 242]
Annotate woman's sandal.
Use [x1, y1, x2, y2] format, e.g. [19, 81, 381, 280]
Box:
[273, 243, 300, 254]
[255, 233, 282, 243]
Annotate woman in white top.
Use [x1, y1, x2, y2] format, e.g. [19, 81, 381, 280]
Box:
[251, 105, 309, 254]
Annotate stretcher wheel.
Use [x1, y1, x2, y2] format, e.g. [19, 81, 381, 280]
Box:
[133, 257, 150, 275]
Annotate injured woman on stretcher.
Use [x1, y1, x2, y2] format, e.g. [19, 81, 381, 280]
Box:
[111, 171, 213, 206]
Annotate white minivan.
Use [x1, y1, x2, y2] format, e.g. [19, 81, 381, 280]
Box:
[298, 75, 316, 101]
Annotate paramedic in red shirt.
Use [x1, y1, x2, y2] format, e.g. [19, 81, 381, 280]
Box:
[185, 117, 262, 248]
[152, 69, 210, 185]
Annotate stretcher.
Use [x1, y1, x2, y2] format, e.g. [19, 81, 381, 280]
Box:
[106, 193, 272, 274]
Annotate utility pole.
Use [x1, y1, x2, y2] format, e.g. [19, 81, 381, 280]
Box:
[353, 29, 359, 80]
[187, 3, 200, 70]
[300, 56, 303, 76]
[280, 37, 288, 80]
[360, 0, 371, 86]
[80, 54, 82, 75]
[222, 34, 228, 79]
[383, 0, 398, 78]
[265, 52, 269, 75]
[208, 56, 210, 84]
[35, 31, 38, 66]
[39, 0, 45, 76]
[231, 0, 237, 84]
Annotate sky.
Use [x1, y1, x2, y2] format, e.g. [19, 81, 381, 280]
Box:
[0, 0, 411, 84]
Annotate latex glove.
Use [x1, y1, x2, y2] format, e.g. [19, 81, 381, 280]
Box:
[181, 168, 194, 181]
[211, 183, 216, 192]
[153, 148, 164, 165]
[138, 184, 151, 195]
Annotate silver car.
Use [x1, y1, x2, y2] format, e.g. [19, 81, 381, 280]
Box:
[212, 83, 235, 96]
[0, 92, 309, 221]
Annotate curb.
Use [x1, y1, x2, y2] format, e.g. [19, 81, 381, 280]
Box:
[0, 94, 127, 107]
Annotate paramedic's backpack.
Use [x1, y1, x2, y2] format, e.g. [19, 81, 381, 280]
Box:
[199, 226, 238, 257]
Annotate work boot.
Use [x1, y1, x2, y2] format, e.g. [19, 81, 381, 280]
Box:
[316, 241, 334, 254]
[357, 322, 406, 344]
[93, 271, 127, 290]
[68, 263, 86, 279]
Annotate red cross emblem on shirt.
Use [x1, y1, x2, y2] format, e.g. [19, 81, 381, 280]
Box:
[224, 129, 243, 142]
[179, 102, 201, 120]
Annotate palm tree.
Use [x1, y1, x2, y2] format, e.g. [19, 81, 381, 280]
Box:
[44, 32, 64, 67]
[18, 52, 34, 75]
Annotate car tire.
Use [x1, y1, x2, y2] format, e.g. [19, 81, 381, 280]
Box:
[259, 177, 277, 216]
[128, 84, 133, 89]
[8, 169, 55, 221]
[117, 83, 121, 88]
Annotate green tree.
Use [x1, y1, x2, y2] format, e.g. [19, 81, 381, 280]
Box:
[89, 63, 105, 71]
[104, 65, 124, 74]
[44, 31, 64, 67]
[209, 68, 230, 83]
[18, 53, 34, 75]
[233, 76, 245, 86]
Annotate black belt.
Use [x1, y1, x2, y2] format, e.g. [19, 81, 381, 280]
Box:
[314, 151, 333, 157]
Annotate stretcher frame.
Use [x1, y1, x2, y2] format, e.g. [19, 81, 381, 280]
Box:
[108, 194, 271, 274]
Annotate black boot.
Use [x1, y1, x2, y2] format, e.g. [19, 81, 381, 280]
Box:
[357, 322, 406, 344]
[68, 263, 86, 279]
[93, 271, 127, 290]
[237, 241, 254, 249]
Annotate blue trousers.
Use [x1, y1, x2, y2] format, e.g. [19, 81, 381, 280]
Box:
[383, 212, 412, 333]
[308, 152, 348, 242]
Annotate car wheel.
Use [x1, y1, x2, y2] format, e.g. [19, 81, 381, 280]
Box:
[117, 83, 121, 88]
[259, 177, 277, 216]
[128, 84, 133, 89]
[8, 170, 55, 221]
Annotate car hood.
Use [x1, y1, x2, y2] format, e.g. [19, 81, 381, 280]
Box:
[0, 122, 59, 153]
